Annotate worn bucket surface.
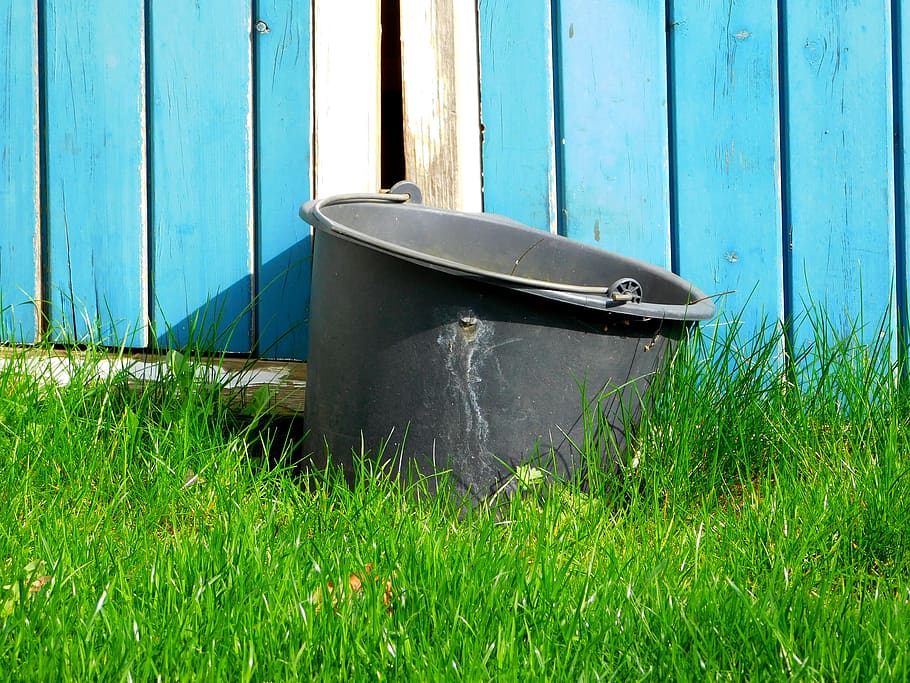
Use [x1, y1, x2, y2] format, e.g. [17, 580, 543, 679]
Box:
[300, 186, 714, 502]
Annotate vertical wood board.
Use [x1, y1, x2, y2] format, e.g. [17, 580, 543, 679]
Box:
[898, 0, 910, 339]
[313, 0, 380, 196]
[43, 0, 148, 346]
[555, 0, 672, 266]
[478, 0, 557, 231]
[399, 0, 482, 210]
[784, 2, 896, 344]
[255, 0, 313, 360]
[3, 0, 905, 359]
[0, 0, 40, 342]
[670, 0, 784, 334]
[451, 0, 483, 212]
[149, 0, 254, 352]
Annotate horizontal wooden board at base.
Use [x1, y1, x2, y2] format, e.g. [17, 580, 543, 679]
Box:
[0, 347, 307, 416]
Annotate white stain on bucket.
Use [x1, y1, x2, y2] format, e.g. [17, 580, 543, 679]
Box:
[437, 312, 495, 461]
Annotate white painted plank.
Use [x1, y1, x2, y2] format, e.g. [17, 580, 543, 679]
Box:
[313, 0, 382, 196]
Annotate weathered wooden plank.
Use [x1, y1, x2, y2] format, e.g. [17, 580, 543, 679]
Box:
[313, 0, 381, 196]
[43, 0, 147, 346]
[784, 3, 896, 345]
[555, 0, 671, 266]
[670, 0, 784, 334]
[149, 0, 254, 353]
[0, 346, 308, 416]
[0, 0, 40, 343]
[254, 1, 312, 360]
[478, 0, 557, 231]
[399, 0, 482, 211]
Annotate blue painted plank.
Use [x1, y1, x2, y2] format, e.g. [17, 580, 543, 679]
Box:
[43, 0, 148, 346]
[149, 0, 254, 353]
[255, 1, 312, 360]
[898, 1, 910, 346]
[784, 3, 896, 345]
[0, 0, 40, 343]
[670, 0, 784, 334]
[478, 0, 557, 232]
[555, 0, 671, 266]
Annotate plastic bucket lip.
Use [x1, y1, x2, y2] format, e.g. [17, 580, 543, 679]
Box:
[300, 192, 716, 322]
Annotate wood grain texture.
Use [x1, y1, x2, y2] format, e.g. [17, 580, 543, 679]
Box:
[5, 1, 906, 359]
[400, 0, 482, 210]
[43, 0, 148, 345]
[784, 2, 896, 344]
[255, 0, 312, 360]
[478, 0, 557, 231]
[313, 0, 381, 196]
[555, 0, 671, 266]
[0, 0, 40, 342]
[149, 0, 254, 352]
[670, 0, 784, 333]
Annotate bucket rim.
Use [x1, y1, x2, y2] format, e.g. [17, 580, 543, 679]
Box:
[300, 192, 716, 322]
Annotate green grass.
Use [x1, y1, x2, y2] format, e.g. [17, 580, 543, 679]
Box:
[1, 314, 909, 680]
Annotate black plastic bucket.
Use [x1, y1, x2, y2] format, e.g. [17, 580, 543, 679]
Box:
[299, 183, 714, 501]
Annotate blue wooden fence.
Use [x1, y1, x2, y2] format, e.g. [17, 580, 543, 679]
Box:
[0, 0, 312, 358]
[2, 1, 907, 360]
[479, 0, 907, 347]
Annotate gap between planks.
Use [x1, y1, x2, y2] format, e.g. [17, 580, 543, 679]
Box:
[0, 346, 307, 416]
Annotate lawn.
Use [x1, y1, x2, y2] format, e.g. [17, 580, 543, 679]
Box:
[0, 315, 908, 680]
